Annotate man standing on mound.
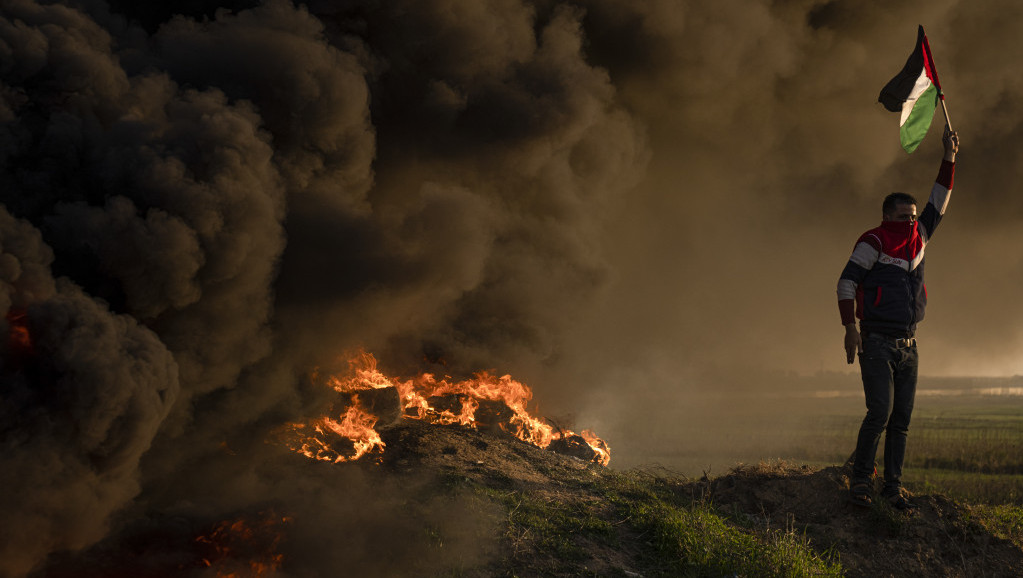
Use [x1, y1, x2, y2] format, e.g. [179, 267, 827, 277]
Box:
[837, 128, 959, 510]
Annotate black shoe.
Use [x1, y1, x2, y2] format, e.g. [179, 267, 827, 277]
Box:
[849, 482, 872, 508]
[885, 491, 913, 513]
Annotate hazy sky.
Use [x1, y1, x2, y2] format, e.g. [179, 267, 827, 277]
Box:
[571, 0, 1023, 380]
[2, 0, 1022, 574]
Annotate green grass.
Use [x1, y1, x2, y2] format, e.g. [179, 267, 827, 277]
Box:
[480, 471, 842, 577]
[969, 504, 1023, 548]
[497, 491, 615, 564]
[639, 500, 841, 577]
[603, 473, 842, 577]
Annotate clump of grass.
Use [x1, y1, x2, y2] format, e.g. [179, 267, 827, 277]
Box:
[483, 487, 617, 574]
[639, 500, 842, 577]
[480, 470, 842, 577]
[969, 504, 1023, 548]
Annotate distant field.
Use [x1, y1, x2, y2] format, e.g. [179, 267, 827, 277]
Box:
[612, 374, 1023, 505]
[787, 390, 1023, 505]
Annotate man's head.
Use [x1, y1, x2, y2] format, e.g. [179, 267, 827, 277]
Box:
[882, 192, 918, 222]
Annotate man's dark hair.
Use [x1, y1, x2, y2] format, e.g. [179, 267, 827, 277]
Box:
[882, 192, 918, 216]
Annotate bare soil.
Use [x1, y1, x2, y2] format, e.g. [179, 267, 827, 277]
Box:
[696, 462, 1023, 577]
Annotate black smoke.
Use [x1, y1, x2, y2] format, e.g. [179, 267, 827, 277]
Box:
[3, 0, 1023, 575]
[1, 0, 644, 574]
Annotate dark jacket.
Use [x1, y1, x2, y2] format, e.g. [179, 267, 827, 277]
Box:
[837, 160, 955, 336]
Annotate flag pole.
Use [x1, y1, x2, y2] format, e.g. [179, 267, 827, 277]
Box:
[924, 25, 952, 132]
[939, 95, 953, 131]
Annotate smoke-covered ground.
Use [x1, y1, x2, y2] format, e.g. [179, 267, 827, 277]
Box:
[2, 0, 1022, 575]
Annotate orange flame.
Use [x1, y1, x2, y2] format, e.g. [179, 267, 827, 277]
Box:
[280, 397, 385, 463]
[5, 308, 32, 352]
[195, 510, 291, 577]
[328, 350, 396, 392]
[281, 352, 611, 466]
[580, 430, 611, 466]
[396, 370, 559, 449]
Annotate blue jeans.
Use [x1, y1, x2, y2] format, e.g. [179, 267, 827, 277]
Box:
[852, 333, 918, 495]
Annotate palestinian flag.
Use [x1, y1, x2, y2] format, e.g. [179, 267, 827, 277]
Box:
[878, 25, 943, 153]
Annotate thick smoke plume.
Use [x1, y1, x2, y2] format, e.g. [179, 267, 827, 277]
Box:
[1, 0, 641, 574]
[2, 0, 1022, 575]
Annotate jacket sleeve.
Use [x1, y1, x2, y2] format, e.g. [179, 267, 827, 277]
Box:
[837, 235, 880, 326]
[918, 159, 955, 239]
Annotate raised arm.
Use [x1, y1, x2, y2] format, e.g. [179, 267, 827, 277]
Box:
[919, 128, 959, 237]
[943, 127, 959, 163]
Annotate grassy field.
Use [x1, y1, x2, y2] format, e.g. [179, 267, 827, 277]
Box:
[612, 375, 1023, 507]
[788, 393, 1023, 505]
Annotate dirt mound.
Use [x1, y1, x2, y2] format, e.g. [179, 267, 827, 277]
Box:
[30, 422, 1023, 577]
[377, 418, 601, 485]
[377, 422, 1023, 577]
[691, 461, 1023, 577]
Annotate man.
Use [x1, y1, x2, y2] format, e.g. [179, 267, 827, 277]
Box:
[837, 128, 959, 510]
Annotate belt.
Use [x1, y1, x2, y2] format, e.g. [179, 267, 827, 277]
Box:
[864, 333, 916, 348]
[894, 337, 916, 348]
